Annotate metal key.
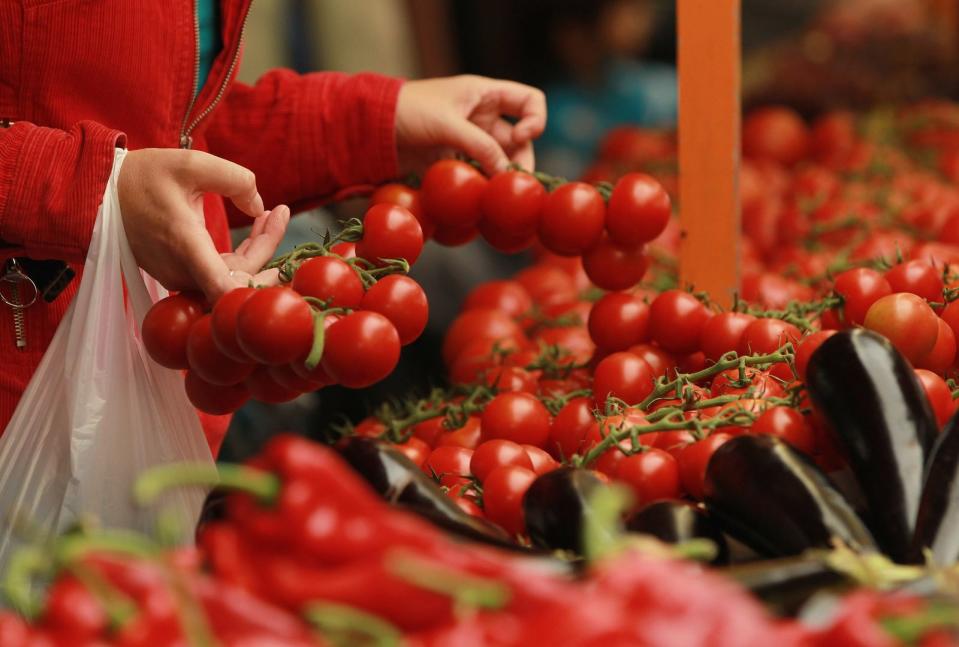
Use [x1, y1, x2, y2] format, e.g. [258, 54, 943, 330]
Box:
[1, 259, 38, 349]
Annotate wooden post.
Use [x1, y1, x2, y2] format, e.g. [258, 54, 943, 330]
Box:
[677, 0, 741, 308]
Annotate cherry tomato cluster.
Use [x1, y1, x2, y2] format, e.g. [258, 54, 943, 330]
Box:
[374, 159, 671, 291]
[142, 204, 429, 414]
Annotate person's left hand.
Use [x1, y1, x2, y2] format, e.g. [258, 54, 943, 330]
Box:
[395, 75, 547, 175]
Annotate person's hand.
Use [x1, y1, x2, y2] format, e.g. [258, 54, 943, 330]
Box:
[395, 75, 547, 175]
[118, 148, 289, 302]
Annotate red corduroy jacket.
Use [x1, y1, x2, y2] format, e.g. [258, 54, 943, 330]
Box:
[0, 0, 403, 453]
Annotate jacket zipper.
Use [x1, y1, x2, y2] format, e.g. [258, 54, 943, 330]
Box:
[179, 1, 253, 149]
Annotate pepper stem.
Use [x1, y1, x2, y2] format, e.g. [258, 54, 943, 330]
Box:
[386, 551, 510, 612]
[305, 602, 404, 647]
[134, 463, 280, 506]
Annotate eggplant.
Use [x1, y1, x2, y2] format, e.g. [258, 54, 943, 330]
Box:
[911, 409, 959, 564]
[805, 329, 937, 562]
[722, 556, 851, 616]
[704, 435, 876, 557]
[335, 437, 522, 550]
[625, 500, 730, 565]
[523, 467, 612, 554]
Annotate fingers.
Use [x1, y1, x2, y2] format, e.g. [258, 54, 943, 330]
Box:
[483, 80, 547, 143]
[510, 141, 536, 173]
[444, 117, 510, 174]
[183, 151, 265, 219]
[227, 205, 291, 274]
[175, 217, 236, 302]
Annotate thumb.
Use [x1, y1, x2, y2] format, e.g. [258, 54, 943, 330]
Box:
[183, 151, 265, 218]
[443, 118, 510, 175]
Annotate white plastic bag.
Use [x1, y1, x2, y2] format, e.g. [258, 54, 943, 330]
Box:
[0, 149, 213, 568]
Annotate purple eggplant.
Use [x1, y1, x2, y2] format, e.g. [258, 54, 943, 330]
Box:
[625, 500, 729, 564]
[522, 467, 612, 554]
[335, 436, 522, 550]
[704, 435, 876, 557]
[911, 409, 959, 564]
[805, 329, 937, 562]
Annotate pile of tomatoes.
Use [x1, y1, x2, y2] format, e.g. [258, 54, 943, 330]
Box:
[337, 102, 959, 542]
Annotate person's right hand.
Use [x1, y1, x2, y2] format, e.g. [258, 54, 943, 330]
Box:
[117, 148, 289, 302]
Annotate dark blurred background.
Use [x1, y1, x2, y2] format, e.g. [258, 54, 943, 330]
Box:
[221, 0, 959, 461]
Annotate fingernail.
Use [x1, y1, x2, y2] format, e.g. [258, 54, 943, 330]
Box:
[253, 192, 265, 215]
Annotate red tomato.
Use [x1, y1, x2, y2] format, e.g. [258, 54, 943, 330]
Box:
[369, 183, 433, 239]
[480, 393, 551, 447]
[267, 364, 322, 393]
[244, 365, 301, 404]
[752, 406, 815, 455]
[291, 256, 364, 309]
[605, 172, 671, 245]
[236, 287, 315, 365]
[795, 330, 838, 382]
[359, 274, 428, 345]
[356, 203, 424, 267]
[523, 445, 560, 474]
[941, 301, 959, 348]
[916, 318, 957, 375]
[443, 309, 526, 366]
[184, 370, 249, 415]
[431, 222, 479, 247]
[915, 368, 956, 428]
[711, 367, 785, 399]
[143, 292, 206, 369]
[478, 170, 546, 253]
[615, 448, 682, 509]
[628, 343, 675, 378]
[484, 366, 539, 394]
[330, 241, 357, 259]
[354, 417, 386, 437]
[581, 235, 648, 290]
[537, 182, 606, 256]
[321, 311, 401, 388]
[420, 159, 487, 228]
[532, 326, 596, 366]
[448, 336, 523, 385]
[884, 260, 944, 303]
[548, 397, 600, 460]
[447, 493, 484, 517]
[470, 439, 534, 482]
[679, 433, 733, 500]
[411, 416, 446, 446]
[395, 437, 431, 468]
[186, 314, 254, 386]
[738, 318, 801, 356]
[743, 106, 809, 166]
[514, 264, 578, 308]
[649, 290, 711, 354]
[463, 281, 533, 318]
[700, 312, 756, 362]
[593, 439, 633, 477]
[211, 287, 256, 362]
[592, 352, 655, 408]
[654, 429, 696, 457]
[587, 292, 650, 352]
[482, 465, 536, 535]
[423, 446, 473, 488]
[435, 417, 483, 450]
[833, 268, 893, 326]
[864, 293, 940, 364]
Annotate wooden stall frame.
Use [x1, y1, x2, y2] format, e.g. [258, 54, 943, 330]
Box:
[677, 0, 742, 308]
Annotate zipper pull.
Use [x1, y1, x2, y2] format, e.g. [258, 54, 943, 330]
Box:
[1, 259, 38, 350]
[180, 133, 193, 149]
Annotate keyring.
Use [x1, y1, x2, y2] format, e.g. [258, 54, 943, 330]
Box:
[0, 271, 39, 308]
